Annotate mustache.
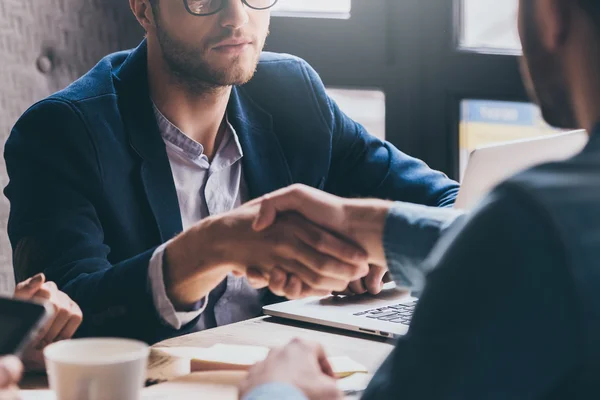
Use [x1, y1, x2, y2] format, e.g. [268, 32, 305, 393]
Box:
[207, 29, 257, 46]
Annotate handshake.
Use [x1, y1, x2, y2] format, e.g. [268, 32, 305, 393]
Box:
[245, 185, 393, 299]
[165, 185, 395, 308]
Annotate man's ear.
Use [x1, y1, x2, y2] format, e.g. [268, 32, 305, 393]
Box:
[130, 0, 157, 32]
[538, 0, 572, 51]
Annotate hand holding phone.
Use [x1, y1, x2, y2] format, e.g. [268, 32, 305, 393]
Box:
[10, 274, 83, 372]
[0, 297, 53, 358]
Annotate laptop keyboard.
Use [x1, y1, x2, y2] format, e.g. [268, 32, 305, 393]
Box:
[352, 301, 417, 325]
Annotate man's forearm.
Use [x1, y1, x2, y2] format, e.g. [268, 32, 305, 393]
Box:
[383, 202, 466, 289]
[344, 199, 465, 289]
[163, 218, 232, 310]
[345, 199, 392, 266]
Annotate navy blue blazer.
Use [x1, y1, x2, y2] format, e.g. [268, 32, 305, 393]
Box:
[4, 40, 458, 344]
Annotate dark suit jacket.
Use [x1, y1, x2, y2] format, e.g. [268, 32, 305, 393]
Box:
[362, 130, 600, 399]
[4, 40, 458, 344]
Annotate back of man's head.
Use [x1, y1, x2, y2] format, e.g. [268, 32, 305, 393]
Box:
[579, 0, 600, 28]
[518, 0, 600, 131]
[577, 0, 600, 35]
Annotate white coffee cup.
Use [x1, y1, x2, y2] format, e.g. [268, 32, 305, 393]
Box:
[44, 338, 150, 400]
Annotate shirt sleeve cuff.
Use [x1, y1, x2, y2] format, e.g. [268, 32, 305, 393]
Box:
[383, 202, 466, 291]
[148, 241, 209, 330]
[242, 383, 308, 400]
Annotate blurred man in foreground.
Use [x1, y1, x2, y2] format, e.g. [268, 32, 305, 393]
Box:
[240, 0, 600, 398]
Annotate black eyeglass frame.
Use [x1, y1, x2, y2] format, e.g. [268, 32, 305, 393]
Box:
[183, 0, 279, 16]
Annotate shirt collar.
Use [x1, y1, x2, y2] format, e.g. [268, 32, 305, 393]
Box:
[152, 103, 244, 170]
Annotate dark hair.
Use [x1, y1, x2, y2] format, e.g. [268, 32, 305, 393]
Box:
[579, 0, 600, 30]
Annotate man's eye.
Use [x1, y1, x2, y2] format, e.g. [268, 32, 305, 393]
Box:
[186, 0, 220, 14]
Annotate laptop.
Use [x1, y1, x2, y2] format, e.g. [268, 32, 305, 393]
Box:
[264, 283, 417, 338]
[264, 130, 588, 338]
[455, 130, 587, 209]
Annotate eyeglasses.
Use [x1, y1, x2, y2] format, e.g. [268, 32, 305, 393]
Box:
[184, 0, 278, 16]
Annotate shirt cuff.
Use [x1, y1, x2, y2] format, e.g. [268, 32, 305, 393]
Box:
[383, 202, 466, 291]
[148, 241, 209, 329]
[242, 383, 308, 400]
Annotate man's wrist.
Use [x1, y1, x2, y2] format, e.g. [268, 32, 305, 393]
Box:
[345, 199, 392, 266]
[163, 218, 231, 309]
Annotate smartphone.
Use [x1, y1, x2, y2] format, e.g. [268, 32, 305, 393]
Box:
[0, 297, 53, 357]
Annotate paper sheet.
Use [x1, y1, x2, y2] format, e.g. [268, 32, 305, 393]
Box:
[153, 344, 368, 378]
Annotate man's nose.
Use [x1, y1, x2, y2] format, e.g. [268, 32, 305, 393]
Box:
[219, 0, 250, 30]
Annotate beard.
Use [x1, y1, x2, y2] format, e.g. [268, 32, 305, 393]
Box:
[520, 0, 577, 129]
[155, 20, 263, 93]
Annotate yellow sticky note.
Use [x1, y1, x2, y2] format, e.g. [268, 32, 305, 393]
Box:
[328, 356, 369, 379]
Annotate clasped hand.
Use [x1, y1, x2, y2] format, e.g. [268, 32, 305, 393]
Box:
[230, 185, 391, 299]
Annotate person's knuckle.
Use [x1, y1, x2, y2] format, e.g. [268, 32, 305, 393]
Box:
[71, 312, 83, 325]
[289, 184, 303, 195]
[56, 306, 70, 318]
[328, 261, 350, 278]
[35, 287, 52, 299]
[367, 270, 381, 286]
[72, 303, 83, 317]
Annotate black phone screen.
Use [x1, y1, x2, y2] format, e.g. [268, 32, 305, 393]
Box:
[0, 298, 50, 356]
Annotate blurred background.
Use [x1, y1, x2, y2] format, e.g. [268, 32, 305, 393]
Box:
[0, 0, 559, 292]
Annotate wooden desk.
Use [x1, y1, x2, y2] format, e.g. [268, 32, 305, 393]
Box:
[20, 316, 395, 399]
[155, 316, 395, 372]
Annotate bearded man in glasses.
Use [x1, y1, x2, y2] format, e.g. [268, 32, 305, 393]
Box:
[3, 0, 459, 343]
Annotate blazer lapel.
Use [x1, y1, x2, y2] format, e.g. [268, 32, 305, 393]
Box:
[110, 40, 293, 245]
[228, 87, 293, 200]
[113, 40, 183, 242]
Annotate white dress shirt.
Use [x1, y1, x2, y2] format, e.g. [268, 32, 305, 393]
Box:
[148, 105, 258, 330]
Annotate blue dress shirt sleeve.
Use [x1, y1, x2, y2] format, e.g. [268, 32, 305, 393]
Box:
[242, 383, 308, 400]
[148, 241, 209, 329]
[383, 202, 466, 290]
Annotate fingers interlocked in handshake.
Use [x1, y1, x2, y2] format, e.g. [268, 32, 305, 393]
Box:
[244, 184, 393, 299]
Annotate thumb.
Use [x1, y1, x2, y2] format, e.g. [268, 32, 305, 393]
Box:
[252, 197, 278, 232]
[0, 356, 23, 389]
[14, 273, 46, 300]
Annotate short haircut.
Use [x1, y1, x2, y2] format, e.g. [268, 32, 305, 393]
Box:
[579, 0, 600, 31]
